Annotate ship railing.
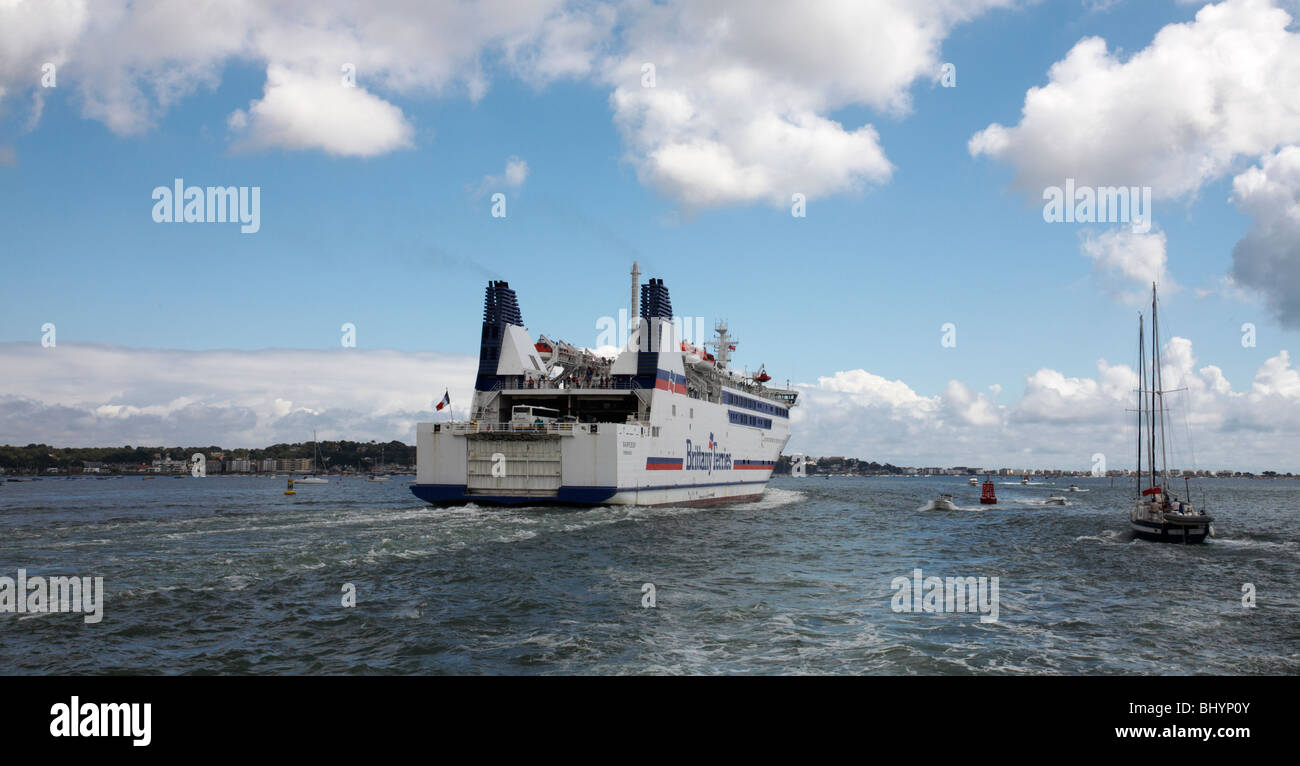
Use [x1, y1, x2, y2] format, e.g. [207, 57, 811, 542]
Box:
[487, 378, 643, 392]
[434, 419, 656, 436]
[435, 421, 582, 436]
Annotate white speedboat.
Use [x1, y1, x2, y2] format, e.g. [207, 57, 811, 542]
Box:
[1067, 484, 1080, 492]
[1045, 496, 1066, 505]
[929, 494, 958, 511]
[968, 476, 978, 486]
[365, 475, 390, 483]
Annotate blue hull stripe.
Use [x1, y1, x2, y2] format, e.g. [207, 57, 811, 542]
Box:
[412, 479, 769, 506]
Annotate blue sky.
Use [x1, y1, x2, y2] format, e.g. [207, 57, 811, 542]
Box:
[1, 0, 1298, 469]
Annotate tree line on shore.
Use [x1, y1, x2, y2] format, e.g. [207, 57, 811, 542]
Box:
[774, 454, 904, 475]
[0, 440, 415, 474]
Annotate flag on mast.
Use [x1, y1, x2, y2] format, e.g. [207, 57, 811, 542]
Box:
[436, 390, 450, 411]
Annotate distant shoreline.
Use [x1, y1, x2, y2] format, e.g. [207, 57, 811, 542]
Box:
[1, 441, 1291, 479]
[0, 441, 414, 477]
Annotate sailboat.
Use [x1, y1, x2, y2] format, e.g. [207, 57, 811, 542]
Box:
[366, 445, 390, 482]
[296, 430, 329, 485]
[1130, 284, 1212, 543]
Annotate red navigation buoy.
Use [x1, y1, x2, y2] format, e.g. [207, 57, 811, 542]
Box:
[980, 478, 997, 505]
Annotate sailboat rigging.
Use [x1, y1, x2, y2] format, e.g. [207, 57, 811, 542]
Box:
[1130, 284, 1213, 543]
[296, 430, 329, 485]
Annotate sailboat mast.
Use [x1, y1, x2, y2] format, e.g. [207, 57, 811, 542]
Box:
[1137, 314, 1144, 496]
[1148, 287, 1158, 491]
[1153, 284, 1171, 490]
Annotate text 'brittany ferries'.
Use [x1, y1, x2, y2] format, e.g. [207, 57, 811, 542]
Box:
[685, 436, 732, 473]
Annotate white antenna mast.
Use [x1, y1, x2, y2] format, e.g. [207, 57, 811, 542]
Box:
[707, 319, 737, 369]
[630, 260, 641, 341]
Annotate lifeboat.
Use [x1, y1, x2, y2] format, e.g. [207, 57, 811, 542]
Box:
[752, 364, 771, 383]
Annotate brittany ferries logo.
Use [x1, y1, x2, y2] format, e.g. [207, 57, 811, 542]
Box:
[685, 434, 732, 473]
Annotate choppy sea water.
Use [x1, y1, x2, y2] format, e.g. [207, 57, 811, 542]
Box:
[1, 475, 1297, 675]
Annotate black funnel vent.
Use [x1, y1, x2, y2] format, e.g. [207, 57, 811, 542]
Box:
[483, 281, 523, 327]
[639, 278, 672, 320]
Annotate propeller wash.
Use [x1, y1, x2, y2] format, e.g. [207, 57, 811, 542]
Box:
[412, 265, 797, 506]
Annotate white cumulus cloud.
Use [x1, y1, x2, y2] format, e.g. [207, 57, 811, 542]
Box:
[790, 339, 1300, 471]
[969, 0, 1300, 199]
[605, 0, 1016, 207]
[228, 66, 414, 157]
[1080, 228, 1174, 304]
[476, 155, 530, 195]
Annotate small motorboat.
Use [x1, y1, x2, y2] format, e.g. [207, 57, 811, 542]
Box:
[365, 474, 390, 483]
[930, 494, 958, 511]
[1045, 496, 1067, 505]
[1020, 475, 1029, 485]
[1067, 484, 1080, 492]
[968, 477, 978, 486]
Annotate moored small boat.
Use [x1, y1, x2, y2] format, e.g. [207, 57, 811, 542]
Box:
[296, 430, 330, 485]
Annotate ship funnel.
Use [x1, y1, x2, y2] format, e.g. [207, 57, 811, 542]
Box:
[483, 280, 523, 327]
[613, 277, 685, 391]
[476, 280, 528, 391]
[640, 278, 673, 319]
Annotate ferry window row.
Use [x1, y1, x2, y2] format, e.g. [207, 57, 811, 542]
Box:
[728, 410, 772, 430]
[722, 391, 787, 418]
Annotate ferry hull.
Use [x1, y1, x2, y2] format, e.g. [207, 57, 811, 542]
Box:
[411, 480, 766, 507]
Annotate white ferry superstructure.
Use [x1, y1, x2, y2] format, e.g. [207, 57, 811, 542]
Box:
[412, 266, 798, 507]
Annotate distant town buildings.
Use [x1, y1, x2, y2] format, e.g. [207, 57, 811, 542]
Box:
[776, 456, 1287, 479]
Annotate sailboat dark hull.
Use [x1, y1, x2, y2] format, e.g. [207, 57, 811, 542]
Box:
[1130, 518, 1210, 544]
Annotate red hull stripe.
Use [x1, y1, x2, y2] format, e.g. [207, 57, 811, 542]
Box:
[652, 379, 687, 394]
[654, 369, 689, 395]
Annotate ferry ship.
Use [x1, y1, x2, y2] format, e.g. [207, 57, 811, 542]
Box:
[411, 266, 797, 506]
